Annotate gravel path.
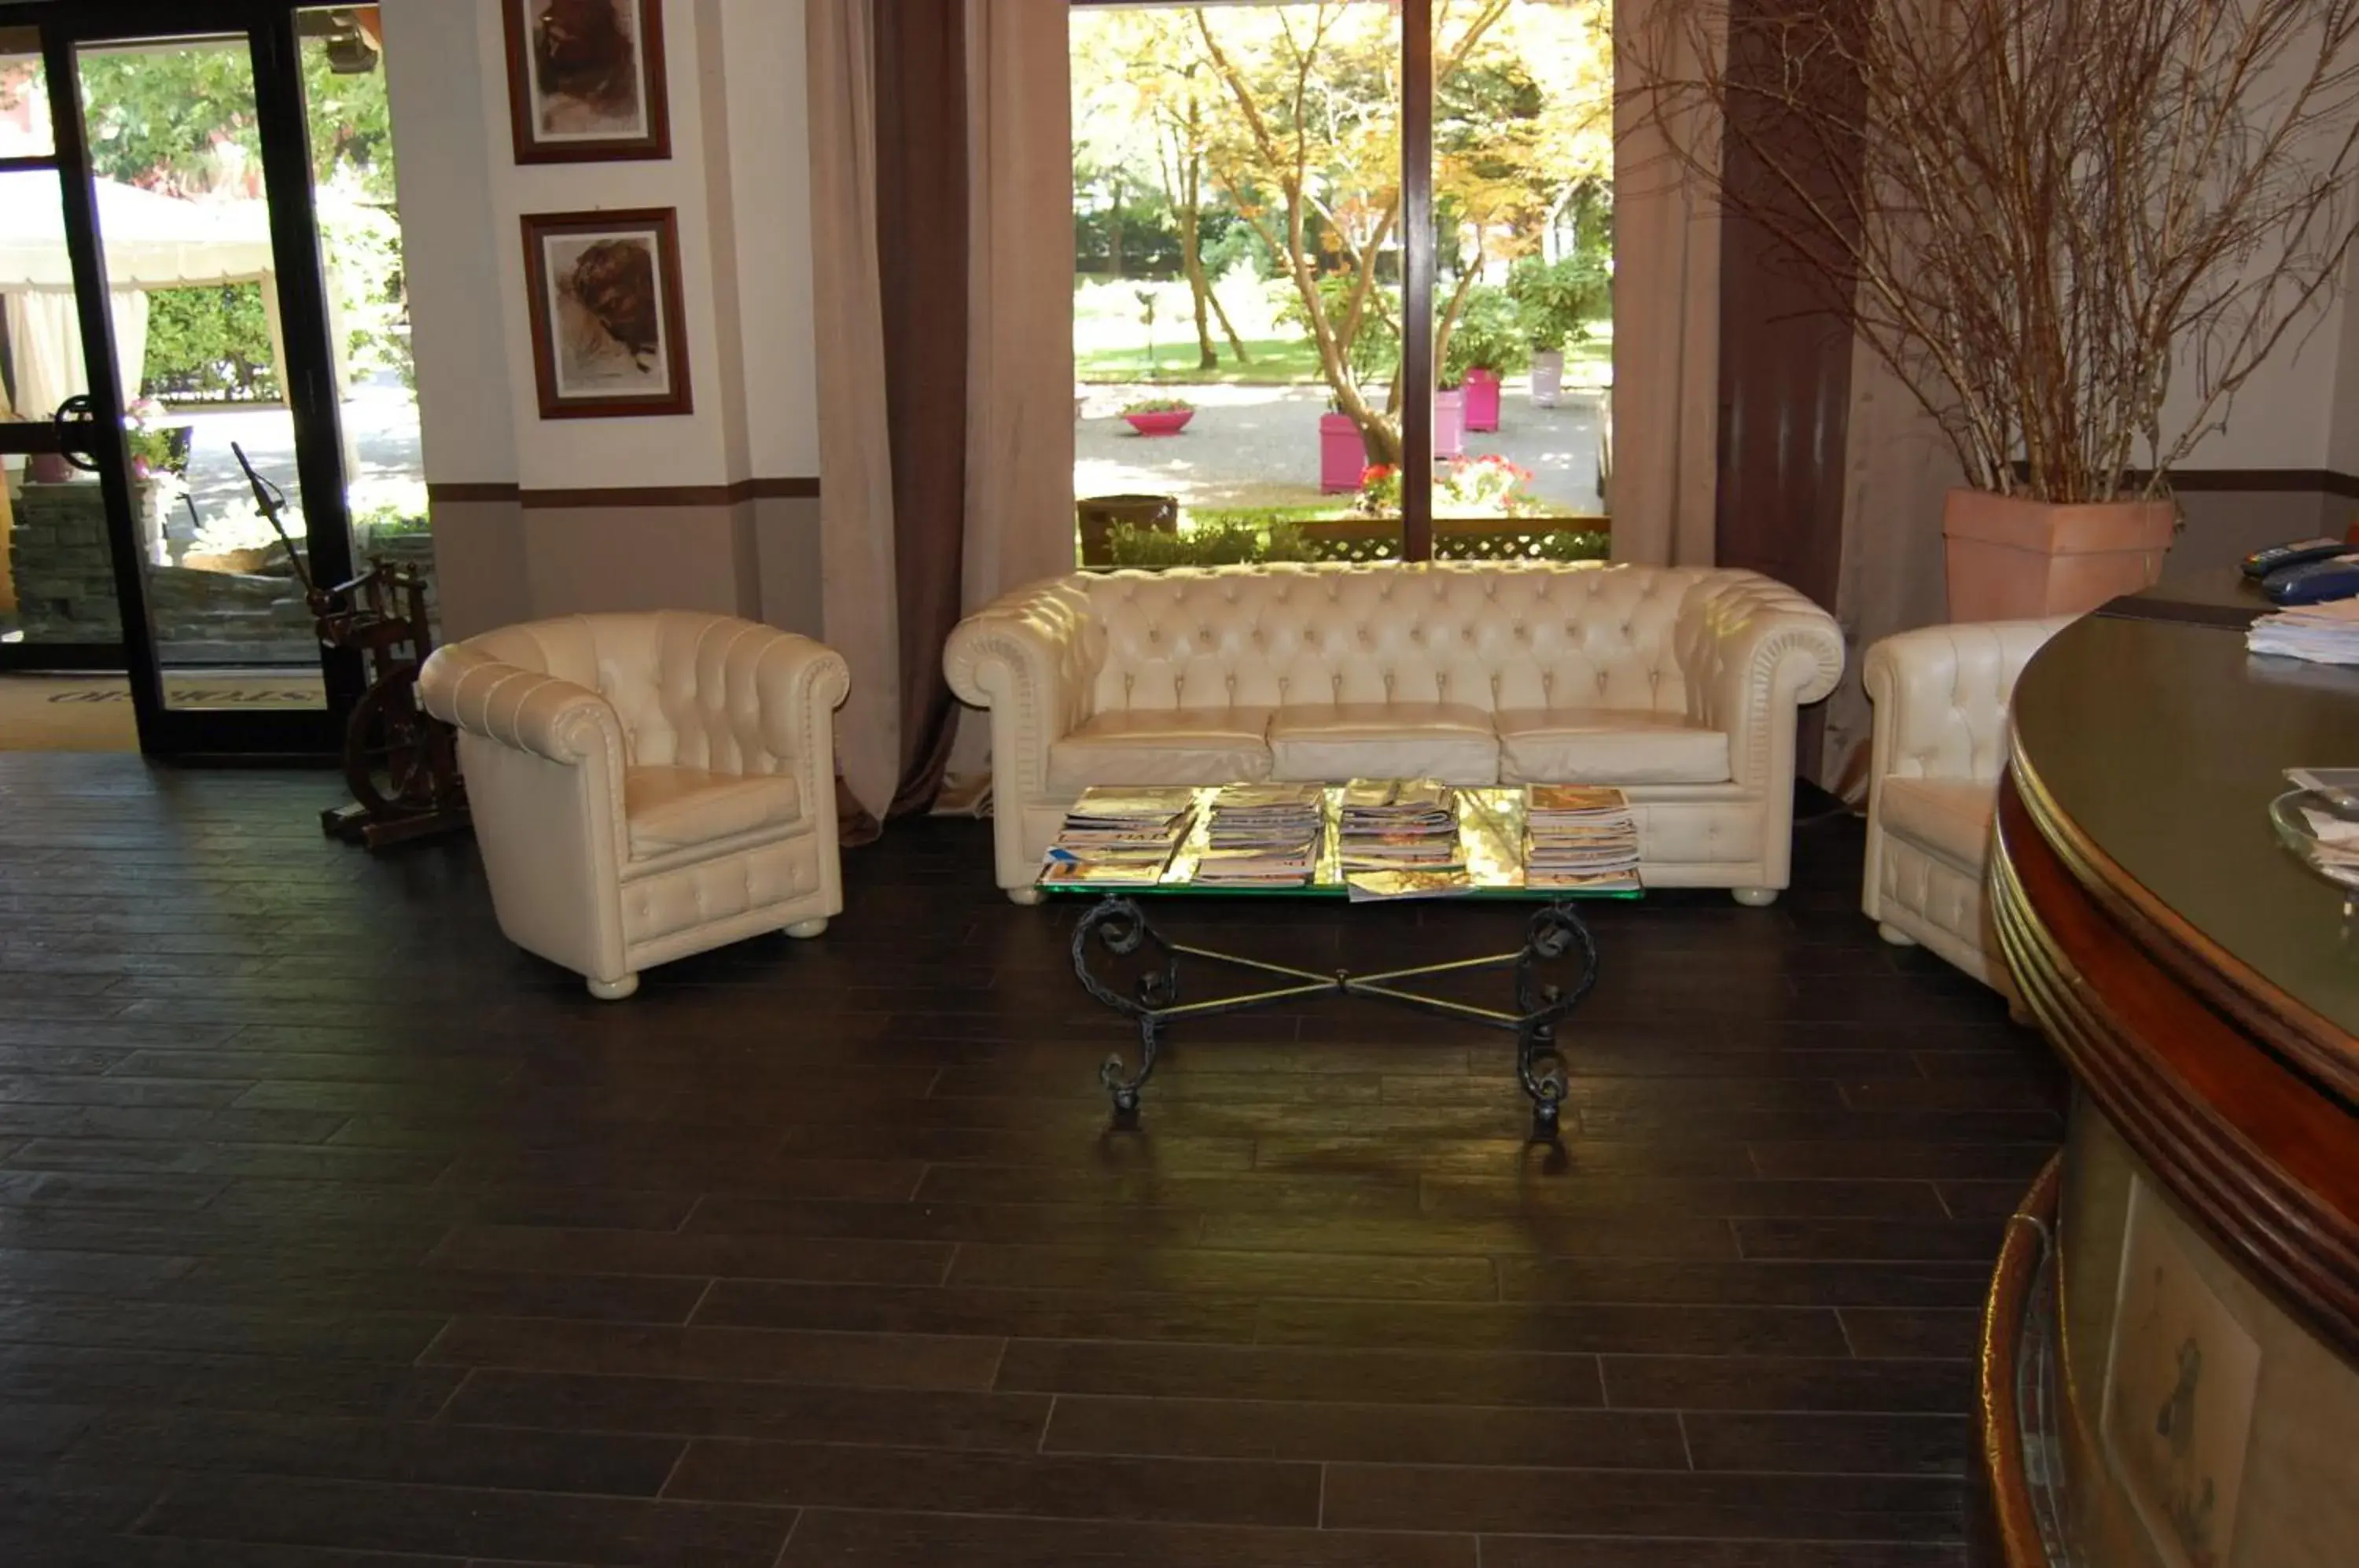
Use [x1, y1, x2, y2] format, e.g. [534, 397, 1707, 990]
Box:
[1076, 377, 1606, 514]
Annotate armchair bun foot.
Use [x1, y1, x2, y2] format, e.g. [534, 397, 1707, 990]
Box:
[1877, 922, 1919, 948]
[785, 918, 829, 940]
[1006, 887, 1045, 907]
[587, 974, 640, 1001]
[1732, 887, 1779, 908]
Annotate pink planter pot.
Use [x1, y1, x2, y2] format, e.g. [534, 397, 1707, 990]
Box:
[1319, 412, 1364, 493]
[1435, 389, 1465, 460]
[1463, 368, 1502, 432]
[1122, 409, 1194, 437]
[26, 452, 75, 484]
[1941, 487, 2177, 620]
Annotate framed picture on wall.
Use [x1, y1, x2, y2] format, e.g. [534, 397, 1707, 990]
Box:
[521, 208, 694, 420]
[502, 0, 672, 164]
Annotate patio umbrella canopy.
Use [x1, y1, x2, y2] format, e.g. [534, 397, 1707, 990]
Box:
[0, 171, 285, 423]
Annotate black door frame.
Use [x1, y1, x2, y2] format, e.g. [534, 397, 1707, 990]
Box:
[1, 0, 365, 757]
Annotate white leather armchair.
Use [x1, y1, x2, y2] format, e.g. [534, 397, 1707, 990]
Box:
[1862, 617, 2073, 989]
[419, 612, 851, 999]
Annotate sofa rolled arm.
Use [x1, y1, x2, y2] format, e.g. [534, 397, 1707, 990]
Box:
[943, 579, 1099, 801]
[739, 630, 852, 760]
[1675, 572, 1846, 789]
[1863, 617, 2073, 786]
[418, 642, 624, 768]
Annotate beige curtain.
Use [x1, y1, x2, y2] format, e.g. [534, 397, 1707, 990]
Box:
[809, 0, 1075, 819]
[1610, 0, 1722, 567]
[943, 0, 1076, 810]
[806, 0, 905, 819]
[2, 289, 149, 421]
[961, 0, 1076, 609]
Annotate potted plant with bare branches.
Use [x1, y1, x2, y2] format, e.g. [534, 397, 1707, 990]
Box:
[1628, 0, 2359, 618]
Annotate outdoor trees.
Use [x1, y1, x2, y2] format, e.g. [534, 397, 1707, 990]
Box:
[72, 38, 407, 400]
[1187, 0, 1611, 464]
[1073, 9, 1251, 370]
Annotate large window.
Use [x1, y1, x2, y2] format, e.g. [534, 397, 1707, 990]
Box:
[1071, 0, 1613, 569]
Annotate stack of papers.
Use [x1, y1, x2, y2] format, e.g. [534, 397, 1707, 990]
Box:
[1038, 786, 1198, 885]
[1193, 782, 1325, 887]
[2249, 598, 2359, 664]
[1338, 778, 1463, 871]
[1524, 784, 1642, 892]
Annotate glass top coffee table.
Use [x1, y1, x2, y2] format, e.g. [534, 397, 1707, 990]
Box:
[1037, 786, 1640, 1139]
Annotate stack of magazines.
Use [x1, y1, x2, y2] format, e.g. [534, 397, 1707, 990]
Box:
[1338, 778, 1463, 871]
[1037, 786, 1198, 886]
[2248, 598, 2359, 665]
[1524, 785, 1641, 892]
[1193, 782, 1325, 887]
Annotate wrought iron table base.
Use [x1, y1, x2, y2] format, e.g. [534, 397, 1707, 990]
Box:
[1069, 896, 1600, 1139]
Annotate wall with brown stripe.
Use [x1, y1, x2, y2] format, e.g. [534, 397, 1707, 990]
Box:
[385, 0, 825, 642]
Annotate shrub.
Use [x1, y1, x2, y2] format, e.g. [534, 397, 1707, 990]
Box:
[1442, 285, 1532, 380]
[1506, 254, 1610, 353]
[142, 283, 282, 402]
[1121, 397, 1194, 414]
[1104, 517, 1315, 567]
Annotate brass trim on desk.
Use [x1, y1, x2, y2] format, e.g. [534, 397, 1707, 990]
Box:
[1992, 771, 2359, 1359]
[1976, 1154, 2061, 1568]
[2009, 724, 2359, 1105]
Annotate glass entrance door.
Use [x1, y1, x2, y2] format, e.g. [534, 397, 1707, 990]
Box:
[0, 6, 371, 756]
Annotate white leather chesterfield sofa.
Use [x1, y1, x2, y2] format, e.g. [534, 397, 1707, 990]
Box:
[1862, 617, 2072, 990]
[944, 561, 1843, 904]
[419, 612, 851, 999]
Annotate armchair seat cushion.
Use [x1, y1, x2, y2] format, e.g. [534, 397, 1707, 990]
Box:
[1876, 776, 1994, 870]
[1268, 702, 1499, 784]
[1495, 708, 1731, 786]
[624, 766, 802, 859]
[1046, 709, 1275, 791]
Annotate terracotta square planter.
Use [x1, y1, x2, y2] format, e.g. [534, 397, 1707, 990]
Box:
[1941, 488, 2177, 621]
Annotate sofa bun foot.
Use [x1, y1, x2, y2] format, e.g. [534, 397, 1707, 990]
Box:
[587, 974, 640, 1001]
[784, 918, 829, 940]
[1731, 887, 1779, 908]
[1006, 887, 1045, 907]
[1876, 922, 1918, 947]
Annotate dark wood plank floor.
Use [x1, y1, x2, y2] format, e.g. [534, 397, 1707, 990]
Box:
[0, 753, 2063, 1566]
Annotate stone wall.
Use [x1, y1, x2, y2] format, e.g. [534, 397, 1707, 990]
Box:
[8, 481, 441, 664]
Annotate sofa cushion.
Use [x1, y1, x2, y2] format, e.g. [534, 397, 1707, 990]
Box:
[1878, 776, 1996, 870]
[1267, 703, 1500, 784]
[624, 766, 802, 859]
[1047, 709, 1274, 792]
[1495, 708, 1731, 786]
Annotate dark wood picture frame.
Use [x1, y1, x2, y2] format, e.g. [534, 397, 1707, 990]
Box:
[520, 208, 694, 421]
[502, 0, 671, 164]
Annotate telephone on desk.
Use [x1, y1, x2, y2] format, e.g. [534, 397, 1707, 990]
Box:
[2245, 528, 2359, 606]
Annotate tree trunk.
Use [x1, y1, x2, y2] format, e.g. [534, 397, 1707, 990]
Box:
[1180, 160, 1218, 370]
[1106, 171, 1125, 278]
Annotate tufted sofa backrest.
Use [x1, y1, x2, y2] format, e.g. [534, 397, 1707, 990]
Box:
[464, 611, 800, 777]
[1076, 561, 1731, 716]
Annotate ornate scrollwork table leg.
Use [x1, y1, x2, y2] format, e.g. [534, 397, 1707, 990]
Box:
[1512, 903, 1600, 1141]
[1070, 896, 1180, 1117]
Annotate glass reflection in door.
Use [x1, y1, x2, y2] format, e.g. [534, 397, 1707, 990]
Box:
[76, 34, 327, 716]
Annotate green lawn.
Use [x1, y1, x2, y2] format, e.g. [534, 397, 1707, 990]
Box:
[1073, 274, 1613, 388]
[1076, 330, 1614, 388]
[1077, 337, 1327, 385]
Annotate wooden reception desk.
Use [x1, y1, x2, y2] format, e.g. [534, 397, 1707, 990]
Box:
[1982, 590, 2359, 1567]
